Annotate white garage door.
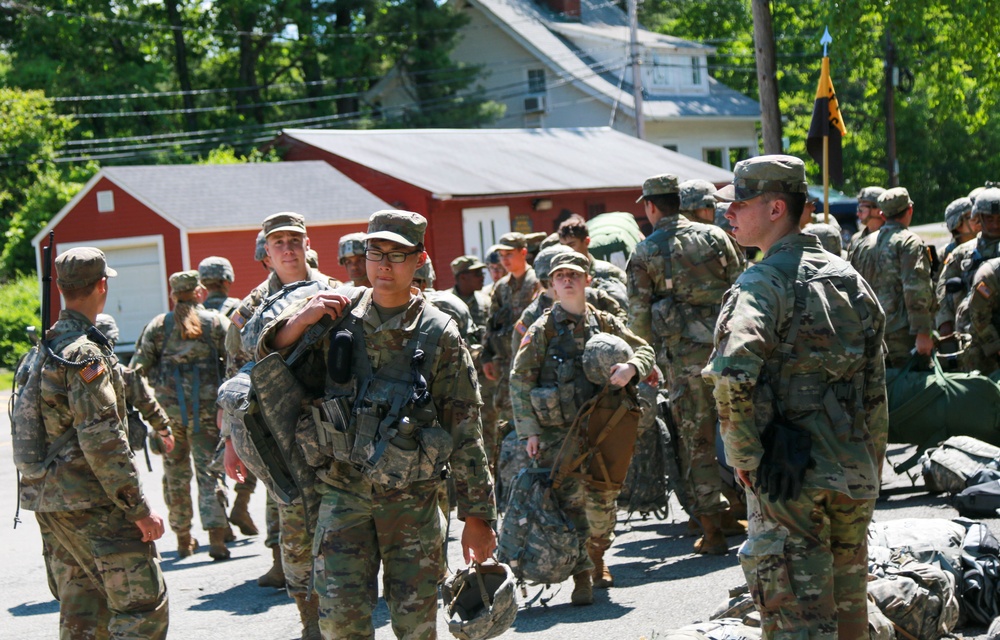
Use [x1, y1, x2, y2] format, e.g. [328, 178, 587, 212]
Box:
[57, 236, 168, 353]
[462, 206, 510, 285]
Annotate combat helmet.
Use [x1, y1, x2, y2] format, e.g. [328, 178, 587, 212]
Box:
[442, 561, 518, 640]
[944, 197, 974, 232]
[582, 333, 634, 386]
[95, 313, 120, 346]
[973, 188, 1000, 219]
[532, 244, 572, 283]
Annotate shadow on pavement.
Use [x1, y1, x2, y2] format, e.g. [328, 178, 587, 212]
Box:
[188, 579, 290, 615]
[8, 599, 59, 617]
[509, 593, 634, 633]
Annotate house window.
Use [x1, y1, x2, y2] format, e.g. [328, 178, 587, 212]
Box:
[97, 191, 115, 213]
[690, 57, 702, 85]
[651, 54, 674, 87]
[729, 147, 750, 168]
[703, 148, 724, 168]
[586, 202, 606, 217]
[528, 69, 546, 94]
[704, 146, 753, 170]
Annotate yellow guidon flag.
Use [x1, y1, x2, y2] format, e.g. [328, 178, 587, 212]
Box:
[806, 56, 847, 184]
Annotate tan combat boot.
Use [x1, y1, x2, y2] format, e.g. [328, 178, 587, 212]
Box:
[257, 545, 286, 588]
[693, 514, 729, 555]
[293, 593, 322, 640]
[588, 540, 614, 589]
[208, 528, 231, 561]
[720, 509, 748, 537]
[571, 570, 594, 606]
[229, 488, 259, 536]
[176, 531, 199, 558]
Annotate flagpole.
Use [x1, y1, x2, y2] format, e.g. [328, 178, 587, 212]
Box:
[823, 135, 830, 224]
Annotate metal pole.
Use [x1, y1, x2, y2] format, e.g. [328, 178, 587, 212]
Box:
[628, 0, 644, 139]
[751, 0, 782, 154]
[884, 30, 899, 187]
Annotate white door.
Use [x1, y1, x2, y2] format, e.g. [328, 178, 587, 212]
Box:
[462, 205, 510, 261]
[57, 236, 168, 353]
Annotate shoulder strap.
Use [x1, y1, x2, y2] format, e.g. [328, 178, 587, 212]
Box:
[162, 312, 175, 356]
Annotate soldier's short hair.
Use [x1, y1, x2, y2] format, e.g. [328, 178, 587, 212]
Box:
[557, 214, 589, 241]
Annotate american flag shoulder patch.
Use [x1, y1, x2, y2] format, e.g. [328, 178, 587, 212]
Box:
[977, 281, 993, 300]
[230, 308, 248, 330]
[79, 360, 106, 383]
[514, 320, 527, 337]
[519, 332, 532, 349]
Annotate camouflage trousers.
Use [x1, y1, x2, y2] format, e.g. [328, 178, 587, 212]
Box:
[313, 478, 446, 640]
[233, 470, 281, 547]
[665, 352, 729, 518]
[278, 482, 321, 596]
[492, 358, 513, 424]
[37, 505, 169, 640]
[479, 372, 501, 474]
[883, 328, 917, 369]
[538, 435, 596, 575]
[160, 404, 228, 533]
[740, 484, 874, 640]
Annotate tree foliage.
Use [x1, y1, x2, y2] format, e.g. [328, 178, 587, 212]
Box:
[641, 0, 1000, 223]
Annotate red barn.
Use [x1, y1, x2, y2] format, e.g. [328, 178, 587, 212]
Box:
[32, 161, 390, 351]
[270, 126, 734, 288]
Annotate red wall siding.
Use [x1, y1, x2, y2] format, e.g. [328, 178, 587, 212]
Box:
[188, 222, 371, 300]
[41, 177, 182, 315]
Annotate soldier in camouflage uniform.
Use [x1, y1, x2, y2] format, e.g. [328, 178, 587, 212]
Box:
[511, 251, 654, 604]
[558, 213, 629, 308]
[679, 179, 718, 224]
[482, 232, 541, 469]
[258, 209, 497, 640]
[703, 155, 888, 640]
[339, 232, 370, 287]
[484, 245, 507, 286]
[965, 256, 1000, 375]
[131, 270, 231, 560]
[413, 257, 478, 343]
[939, 189, 1000, 367]
[24, 248, 169, 639]
[627, 173, 746, 555]
[941, 197, 979, 264]
[849, 187, 935, 367]
[846, 186, 885, 259]
[197, 256, 259, 537]
[222, 212, 340, 637]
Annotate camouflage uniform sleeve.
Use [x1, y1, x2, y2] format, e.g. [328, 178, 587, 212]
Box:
[859, 277, 890, 472]
[970, 263, 1000, 356]
[481, 287, 502, 363]
[626, 247, 655, 345]
[722, 232, 747, 284]
[255, 297, 313, 360]
[71, 344, 151, 521]
[701, 268, 787, 471]
[434, 327, 496, 522]
[604, 314, 655, 380]
[509, 320, 549, 439]
[128, 316, 163, 378]
[899, 233, 936, 334]
[123, 365, 171, 433]
[935, 250, 962, 329]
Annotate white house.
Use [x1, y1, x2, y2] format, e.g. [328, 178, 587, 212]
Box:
[370, 0, 761, 170]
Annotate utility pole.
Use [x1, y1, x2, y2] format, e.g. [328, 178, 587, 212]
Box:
[884, 31, 899, 187]
[751, 0, 782, 154]
[628, 0, 645, 140]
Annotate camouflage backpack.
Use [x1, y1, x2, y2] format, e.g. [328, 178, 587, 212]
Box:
[867, 555, 960, 640]
[921, 436, 1000, 494]
[496, 466, 581, 586]
[497, 429, 530, 512]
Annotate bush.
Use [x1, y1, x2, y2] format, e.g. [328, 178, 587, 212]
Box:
[0, 273, 41, 368]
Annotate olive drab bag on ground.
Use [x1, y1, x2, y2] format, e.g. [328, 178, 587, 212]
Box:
[887, 355, 1000, 470]
[496, 465, 581, 586]
[921, 436, 1000, 494]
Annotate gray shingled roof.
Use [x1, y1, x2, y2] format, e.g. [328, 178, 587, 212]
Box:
[280, 127, 733, 197]
[102, 161, 390, 230]
[471, 0, 760, 119]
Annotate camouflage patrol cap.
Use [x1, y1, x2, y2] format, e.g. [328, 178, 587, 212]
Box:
[198, 256, 235, 283]
[414, 257, 436, 287]
[582, 333, 634, 385]
[55, 247, 118, 290]
[877, 187, 913, 218]
[548, 250, 589, 276]
[945, 197, 974, 231]
[262, 211, 307, 237]
[525, 231, 548, 252]
[306, 249, 319, 269]
[366, 209, 426, 247]
[254, 231, 267, 262]
[451, 255, 487, 276]
[679, 179, 718, 212]
[338, 232, 367, 263]
[539, 232, 561, 251]
[714, 155, 808, 202]
[637, 174, 680, 202]
[532, 244, 573, 282]
[495, 232, 527, 251]
[973, 188, 1000, 217]
[857, 186, 886, 205]
[94, 313, 120, 345]
[169, 270, 200, 294]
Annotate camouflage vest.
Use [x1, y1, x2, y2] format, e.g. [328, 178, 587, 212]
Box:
[157, 308, 223, 431]
[204, 293, 240, 320]
[534, 306, 605, 425]
[647, 219, 734, 351]
[309, 302, 454, 489]
[240, 280, 335, 356]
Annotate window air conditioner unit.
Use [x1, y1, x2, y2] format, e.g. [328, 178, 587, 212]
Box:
[524, 95, 546, 113]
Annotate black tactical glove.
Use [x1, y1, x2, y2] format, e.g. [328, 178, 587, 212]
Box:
[755, 420, 815, 502]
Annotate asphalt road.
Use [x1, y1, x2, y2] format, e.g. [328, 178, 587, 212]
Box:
[0, 389, 995, 639]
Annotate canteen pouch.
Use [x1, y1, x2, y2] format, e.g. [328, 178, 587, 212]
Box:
[529, 386, 565, 427]
[555, 360, 579, 423]
[364, 417, 421, 489]
[305, 396, 354, 467]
